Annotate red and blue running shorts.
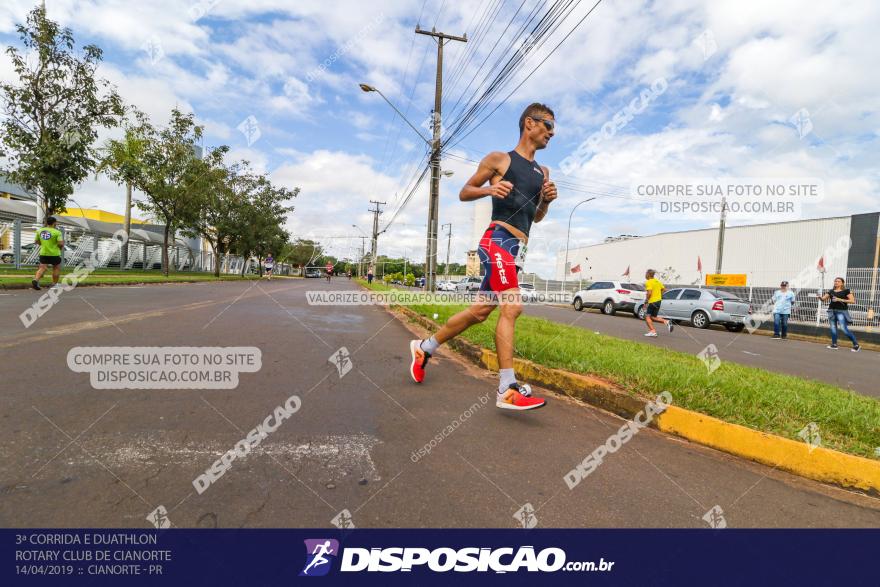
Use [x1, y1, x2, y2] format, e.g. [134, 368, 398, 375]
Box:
[478, 223, 521, 293]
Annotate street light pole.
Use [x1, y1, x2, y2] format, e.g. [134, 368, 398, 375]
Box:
[715, 195, 727, 274]
[442, 222, 452, 282]
[563, 197, 596, 287]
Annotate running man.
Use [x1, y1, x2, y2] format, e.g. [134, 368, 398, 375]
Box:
[408, 103, 557, 411]
[302, 540, 335, 575]
[643, 269, 674, 337]
[264, 253, 274, 280]
[31, 216, 64, 291]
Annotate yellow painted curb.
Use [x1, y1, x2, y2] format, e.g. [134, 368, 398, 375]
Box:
[656, 406, 880, 494]
[480, 348, 880, 495]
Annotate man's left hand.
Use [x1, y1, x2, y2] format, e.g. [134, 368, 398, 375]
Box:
[541, 179, 557, 203]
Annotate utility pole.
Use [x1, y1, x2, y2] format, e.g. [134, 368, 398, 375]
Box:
[442, 222, 452, 282]
[715, 196, 727, 274]
[368, 200, 385, 267]
[416, 25, 466, 293]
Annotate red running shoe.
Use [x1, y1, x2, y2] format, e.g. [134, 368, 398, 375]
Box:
[496, 383, 546, 410]
[409, 340, 430, 383]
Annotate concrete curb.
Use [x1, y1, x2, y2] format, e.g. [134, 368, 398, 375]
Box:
[393, 304, 880, 495]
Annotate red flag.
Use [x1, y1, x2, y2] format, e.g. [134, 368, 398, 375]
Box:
[570, 264, 581, 274]
[817, 256, 825, 273]
[622, 265, 630, 278]
[697, 256, 703, 273]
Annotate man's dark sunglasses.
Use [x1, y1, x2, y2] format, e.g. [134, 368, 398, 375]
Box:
[529, 116, 555, 131]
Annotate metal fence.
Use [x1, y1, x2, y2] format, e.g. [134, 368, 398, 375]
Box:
[0, 219, 292, 276]
[522, 268, 880, 331]
[694, 269, 880, 330]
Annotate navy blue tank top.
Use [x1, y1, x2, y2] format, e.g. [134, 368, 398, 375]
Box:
[491, 150, 545, 236]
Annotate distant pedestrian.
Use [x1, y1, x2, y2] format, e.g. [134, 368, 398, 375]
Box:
[771, 280, 795, 339]
[643, 269, 674, 337]
[31, 216, 63, 291]
[367, 265, 374, 284]
[264, 253, 274, 280]
[820, 277, 860, 351]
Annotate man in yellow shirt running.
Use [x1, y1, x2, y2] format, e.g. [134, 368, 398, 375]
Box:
[643, 269, 674, 337]
[31, 216, 64, 291]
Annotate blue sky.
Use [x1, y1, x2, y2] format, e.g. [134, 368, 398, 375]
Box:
[1, 0, 878, 276]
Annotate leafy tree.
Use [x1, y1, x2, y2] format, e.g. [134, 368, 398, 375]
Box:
[111, 109, 205, 276]
[223, 170, 296, 275]
[0, 6, 123, 217]
[177, 148, 244, 277]
[281, 238, 324, 272]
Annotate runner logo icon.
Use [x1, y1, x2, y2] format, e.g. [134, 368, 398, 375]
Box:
[300, 539, 339, 577]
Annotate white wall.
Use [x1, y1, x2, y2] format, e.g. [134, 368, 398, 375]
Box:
[556, 216, 853, 287]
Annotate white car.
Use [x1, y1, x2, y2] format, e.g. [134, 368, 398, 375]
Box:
[0, 242, 82, 264]
[455, 276, 482, 293]
[572, 280, 647, 316]
[437, 280, 457, 292]
[519, 282, 538, 302]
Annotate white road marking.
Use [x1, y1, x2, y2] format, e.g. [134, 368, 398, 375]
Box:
[37, 433, 383, 481]
[742, 351, 760, 356]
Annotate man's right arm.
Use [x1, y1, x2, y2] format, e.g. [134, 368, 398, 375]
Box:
[459, 151, 511, 202]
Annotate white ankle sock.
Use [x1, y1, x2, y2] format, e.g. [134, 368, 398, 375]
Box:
[498, 368, 516, 395]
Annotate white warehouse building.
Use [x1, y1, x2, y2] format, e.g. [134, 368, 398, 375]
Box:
[555, 213, 880, 288]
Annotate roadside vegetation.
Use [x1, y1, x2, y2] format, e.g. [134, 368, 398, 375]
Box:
[362, 280, 880, 459]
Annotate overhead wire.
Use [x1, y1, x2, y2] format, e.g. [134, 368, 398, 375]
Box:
[445, 0, 605, 149]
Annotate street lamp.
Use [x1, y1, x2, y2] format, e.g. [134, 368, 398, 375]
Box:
[563, 198, 596, 289]
[360, 82, 446, 292]
[359, 83, 430, 145]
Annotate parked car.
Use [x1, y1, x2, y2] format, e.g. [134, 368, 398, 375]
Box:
[572, 281, 647, 315]
[304, 268, 322, 278]
[456, 276, 482, 292]
[1, 242, 84, 264]
[635, 288, 751, 331]
[414, 277, 426, 288]
[519, 282, 538, 302]
[437, 280, 457, 291]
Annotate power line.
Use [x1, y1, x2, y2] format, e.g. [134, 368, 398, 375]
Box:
[442, 0, 506, 108]
[380, 162, 431, 233]
[446, 0, 605, 149]
[441, 0, 569, 142]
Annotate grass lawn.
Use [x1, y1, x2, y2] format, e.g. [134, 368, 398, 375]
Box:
[0, 267, 265, 288]
[362, 280, 880, 459]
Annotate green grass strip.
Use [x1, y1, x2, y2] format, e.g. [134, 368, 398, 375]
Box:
[0, 269, 263, 287]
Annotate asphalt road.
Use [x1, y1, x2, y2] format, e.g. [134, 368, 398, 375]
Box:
[524, 303, 879, 398]
[1, 279, 878, 528]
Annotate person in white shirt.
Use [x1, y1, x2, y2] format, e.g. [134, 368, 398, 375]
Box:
[771, 280, 795, 339]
